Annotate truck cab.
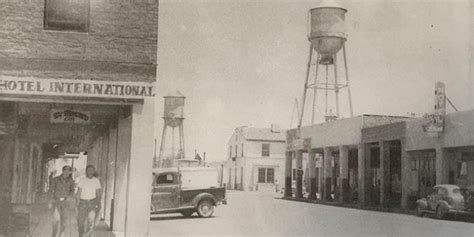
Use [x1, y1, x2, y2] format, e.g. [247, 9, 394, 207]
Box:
[151, 167, 226, 218]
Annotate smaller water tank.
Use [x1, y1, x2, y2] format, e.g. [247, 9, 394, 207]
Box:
[163, 91, 185, 127]
[308, 0, 347, 65]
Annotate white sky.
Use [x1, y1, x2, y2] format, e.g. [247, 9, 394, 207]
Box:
[155, 0, 473, 162]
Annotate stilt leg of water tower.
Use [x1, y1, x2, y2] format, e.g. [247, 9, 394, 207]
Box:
[179, 122, 185, 159]
[172, 127, 175, 160]
[343, 44, 354, 117]
[311, 53, 320, 125]
[334, 53, 340, 118]
[299, 45, 314, 128]
[158, 123, 167, 167]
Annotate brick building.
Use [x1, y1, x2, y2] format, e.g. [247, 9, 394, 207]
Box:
[0, 0, 158, 236]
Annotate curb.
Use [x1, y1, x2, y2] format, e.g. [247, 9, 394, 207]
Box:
[278, 197, 415, 216]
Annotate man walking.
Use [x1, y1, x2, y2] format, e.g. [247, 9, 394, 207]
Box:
[76, 165, 102, 237]
[49, 165, 74, 237]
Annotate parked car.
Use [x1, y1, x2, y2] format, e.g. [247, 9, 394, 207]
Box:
[415, 184, 473, 219]
[151, 167, 227, 218]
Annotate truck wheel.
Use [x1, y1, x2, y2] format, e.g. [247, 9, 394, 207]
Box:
[197, 200, 214, 218]
[415, 204, 424, 217]
[436, 206, 446, 219]
[180, 210, 194, 218]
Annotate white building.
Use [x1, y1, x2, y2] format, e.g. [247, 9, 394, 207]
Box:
[224, 126, 288, 192]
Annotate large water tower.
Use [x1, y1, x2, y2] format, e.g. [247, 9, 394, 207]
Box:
[298, 0, 354, 127]
[156, 91, 186, 167]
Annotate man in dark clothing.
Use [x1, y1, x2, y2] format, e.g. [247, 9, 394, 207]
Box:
[49, 165, 74, 237]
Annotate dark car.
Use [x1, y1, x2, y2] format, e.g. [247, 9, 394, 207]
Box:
[415, 184, 473, 219]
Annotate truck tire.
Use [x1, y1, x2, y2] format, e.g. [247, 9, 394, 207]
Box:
[180, 210, 194, 218]
[197, 200, 214, 218]
[415, 204, 424, 217]
[436, 206, 446, 219]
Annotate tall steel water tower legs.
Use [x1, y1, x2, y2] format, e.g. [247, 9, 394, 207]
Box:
[298, 44, 354, 127]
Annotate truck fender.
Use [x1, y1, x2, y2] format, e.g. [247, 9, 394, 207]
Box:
[192, 193, 217, 208]
[437, 200, 451, 209]
[415, 198, 428, 209]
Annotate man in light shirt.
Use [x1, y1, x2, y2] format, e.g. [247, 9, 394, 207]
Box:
[76, 165, 102, 237]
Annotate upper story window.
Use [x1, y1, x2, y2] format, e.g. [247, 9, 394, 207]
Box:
[261, 143, 270, 157]
[44, 0, 90, 32]
[241, 144, 244, 157]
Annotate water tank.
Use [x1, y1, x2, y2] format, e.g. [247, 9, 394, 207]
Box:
[308, 0, 347, 65]
[163, 91, 185, 127]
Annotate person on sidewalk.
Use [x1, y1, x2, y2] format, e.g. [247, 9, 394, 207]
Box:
[49, 165, 75, 237]
[76, 165, 102, 237]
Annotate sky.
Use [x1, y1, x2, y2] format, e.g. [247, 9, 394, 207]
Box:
[155, 0, 473, 162]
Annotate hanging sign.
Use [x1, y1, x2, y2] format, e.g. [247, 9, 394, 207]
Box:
[50, 109, 91, 124]
[422, 82, 446, 133]
[0, 76, 155, 99]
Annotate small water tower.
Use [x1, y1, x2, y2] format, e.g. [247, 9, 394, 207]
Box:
[298, 0, 354, 127]
[156, 91, 186, 167]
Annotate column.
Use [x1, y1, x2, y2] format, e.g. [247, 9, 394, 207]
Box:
[436, 147, 449, 185]
[358, 143, 366, 206]
[295, 150, 303, 199]
[124, 100, 155, 236]
[339, 145, 349, 204]
[104, 126, 117, 225]
[400, 139, 410, 209]
[379, 141, 390, 207]
[323, 147, 332, 201]
[309, 150, 317, 200]
[284, 151, 293, 198]
[112, 109, 132, 234]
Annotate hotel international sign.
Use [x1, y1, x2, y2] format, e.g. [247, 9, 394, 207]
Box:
[0, 77, 155, 99]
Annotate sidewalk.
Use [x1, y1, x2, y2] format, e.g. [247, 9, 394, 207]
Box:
[29, 201, 115, 237]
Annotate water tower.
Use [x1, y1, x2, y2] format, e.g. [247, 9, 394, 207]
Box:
[156, 91, 186, 167]
[298, 0, 354, 127]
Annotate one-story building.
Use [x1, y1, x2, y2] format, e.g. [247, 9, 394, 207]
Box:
[284, 110, 474, 210]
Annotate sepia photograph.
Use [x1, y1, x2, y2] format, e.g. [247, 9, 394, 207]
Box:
[0, 0, 473, 236]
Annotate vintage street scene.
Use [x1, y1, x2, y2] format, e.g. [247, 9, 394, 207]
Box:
[0, 0, 473, 236]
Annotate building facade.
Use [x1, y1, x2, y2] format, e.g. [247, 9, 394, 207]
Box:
[285, 115, 412, 204]
[284, 110, 474, 210]
[225, 126, 286, 192]
[0, 1, 158, 236]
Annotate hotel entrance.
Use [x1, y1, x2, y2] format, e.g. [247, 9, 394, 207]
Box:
[0, 90, 155, 237]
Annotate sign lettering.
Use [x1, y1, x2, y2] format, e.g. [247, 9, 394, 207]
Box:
[0, 77, 155, 99]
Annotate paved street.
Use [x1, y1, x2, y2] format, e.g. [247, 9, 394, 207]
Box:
[150, 191, 474, 237]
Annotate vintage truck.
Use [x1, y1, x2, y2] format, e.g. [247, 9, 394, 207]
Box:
[151, 167, 227, 218]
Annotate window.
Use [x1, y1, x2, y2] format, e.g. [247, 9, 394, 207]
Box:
[241, 144, 244, 157]
[262, 143, 270, 157]
[258, 168, 275, 183]
[411, 159, 417, 170]
[44, 0, 90, 32]
[258, 168, 266, 183]
[229, 146, 232, 159]
[235, 145, 237, 157]
[156, 173, 175, 185]
[458, 161, 467, 178]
